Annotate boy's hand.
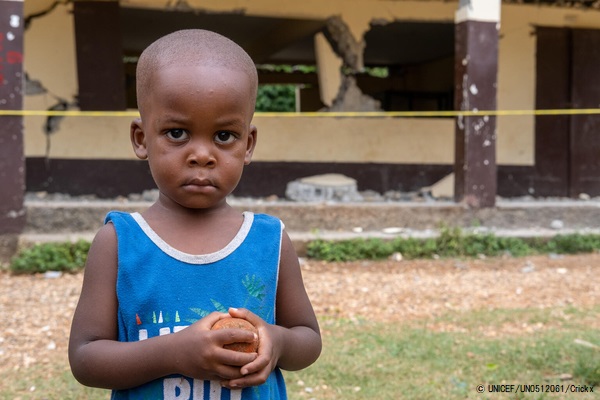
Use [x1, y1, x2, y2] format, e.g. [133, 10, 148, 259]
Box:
[171, 312, 258, 381]
[220, 308, 282, 389]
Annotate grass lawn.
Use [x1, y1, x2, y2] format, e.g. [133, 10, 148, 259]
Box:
[2, 306, 599, 399]
[286, 306, 600, 399]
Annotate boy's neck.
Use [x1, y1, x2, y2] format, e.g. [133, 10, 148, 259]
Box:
[141, 199, 246, 255]
[148, 196, 235, 220]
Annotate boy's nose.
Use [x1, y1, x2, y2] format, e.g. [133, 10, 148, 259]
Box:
[187, 142, 216, 167]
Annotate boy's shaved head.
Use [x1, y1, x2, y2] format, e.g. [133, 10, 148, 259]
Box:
[136, 29, 258, 115]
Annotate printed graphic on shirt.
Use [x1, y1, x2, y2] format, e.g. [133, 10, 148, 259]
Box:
[185, 273, 271, 324]
[130, 273, 271, 399]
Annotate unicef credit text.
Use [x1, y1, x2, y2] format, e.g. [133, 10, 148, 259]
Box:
[476, 384, 594, 394]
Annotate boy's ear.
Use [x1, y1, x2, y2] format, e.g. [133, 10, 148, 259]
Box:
[130, 118, 148, 160]
[244, 125, 258, 165]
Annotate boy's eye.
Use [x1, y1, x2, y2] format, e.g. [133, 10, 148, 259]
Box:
[215, 131, 236, 144]
[166, 129, 189, 141]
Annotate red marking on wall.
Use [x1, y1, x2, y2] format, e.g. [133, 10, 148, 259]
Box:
[0, 32, 4, 83]
[6, 51, 22, 64]
[0, 50, 4, 83]
[0, 32, 23, 84]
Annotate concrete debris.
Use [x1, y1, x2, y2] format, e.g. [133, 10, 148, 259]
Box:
[429, 173, 454, 199]
[285, 173, 362, 202]
[521, 261, 535, 273]
[419, 173, 455, 201]
[43, 271, 62, 279]
[326, 75, 381, 112]
[324, 16, 364, 72]
[550, 219, 564, 230]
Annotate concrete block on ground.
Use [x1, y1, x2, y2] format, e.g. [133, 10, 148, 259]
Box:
[431, 173, 454, 199]
[285, 173, 362, 202]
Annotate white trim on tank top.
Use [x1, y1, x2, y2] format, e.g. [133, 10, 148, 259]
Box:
[130, 211, 254, 265]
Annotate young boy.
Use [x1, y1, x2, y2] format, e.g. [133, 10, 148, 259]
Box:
[68, 29, 321, 399]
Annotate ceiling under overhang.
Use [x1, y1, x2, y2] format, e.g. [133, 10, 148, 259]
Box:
[119, 7, 455, 67]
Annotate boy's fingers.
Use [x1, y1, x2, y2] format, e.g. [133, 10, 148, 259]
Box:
[195, 311, 229, 329]
[214, 328, 257, 347]
[223, 366, 271, 389]
[215, 347, 257, 367]
[227, 307, 261, 326]
[239, 354, 269, 376]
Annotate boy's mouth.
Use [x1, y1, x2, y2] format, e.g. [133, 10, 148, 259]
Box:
[183, 178, 216, 189]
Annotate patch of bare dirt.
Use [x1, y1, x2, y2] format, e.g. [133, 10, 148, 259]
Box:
[1, 253, 599, 376]
[302, 254, 600, 323]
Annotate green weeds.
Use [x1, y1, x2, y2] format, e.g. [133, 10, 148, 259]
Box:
[8, 229, 600, 273]
[307, 229, 600, 262]
[9, 240, 90, 274]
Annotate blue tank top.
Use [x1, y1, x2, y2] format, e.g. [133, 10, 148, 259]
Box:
[105, 211, 287, 400]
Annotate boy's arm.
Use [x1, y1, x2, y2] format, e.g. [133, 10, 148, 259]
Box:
[271, 230, 322, 370]
[68, 224, 256, 390]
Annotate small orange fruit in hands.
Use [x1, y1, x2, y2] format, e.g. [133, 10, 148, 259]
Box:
[211, 317, 259, 353]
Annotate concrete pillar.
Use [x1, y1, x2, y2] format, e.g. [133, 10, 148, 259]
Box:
[314, 32, 342, 107]
[454, 0, 500, 208]
[0, 0, 25, 245]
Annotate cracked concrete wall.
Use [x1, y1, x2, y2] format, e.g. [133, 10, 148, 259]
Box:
[122, 1, 453, 112]
[323, 16, 364, 72]
[20, 0, 456, 164]
[23, 1, 77, 109]
[19, 0, 600, 167]
[23, 1, 132, 161]
[23, 1, 79, 156]
[320, 16, 382, 112]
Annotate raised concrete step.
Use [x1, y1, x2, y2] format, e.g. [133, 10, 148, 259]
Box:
[24, 198, 600, 233]
[16, 198, 600, 257]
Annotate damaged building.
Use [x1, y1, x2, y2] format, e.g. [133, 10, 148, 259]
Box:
[3, 0, 600, 212]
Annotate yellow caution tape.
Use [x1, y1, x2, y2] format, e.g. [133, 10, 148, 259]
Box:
[0, 109, 599, 117]
[0, 110, 141, 117]
[257, 109, 600, 117]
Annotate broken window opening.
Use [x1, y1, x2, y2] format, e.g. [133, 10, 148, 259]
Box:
[117, 6, 327, 111]
[359, 20, 455, 114]
[256, 64, 322, 112]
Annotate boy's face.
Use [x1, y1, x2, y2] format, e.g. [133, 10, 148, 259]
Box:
[131, 65, 257, 211]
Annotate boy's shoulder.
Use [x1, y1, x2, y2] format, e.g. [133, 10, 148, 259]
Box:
[103, 210, 134, 225]
[250, 212, 284, 229]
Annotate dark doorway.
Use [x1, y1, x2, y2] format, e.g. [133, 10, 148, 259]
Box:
[535, 27, 600, 197]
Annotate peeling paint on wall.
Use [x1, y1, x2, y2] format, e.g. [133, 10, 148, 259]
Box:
[24, 0, 78, 142]
[25, 0, 72, 29]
